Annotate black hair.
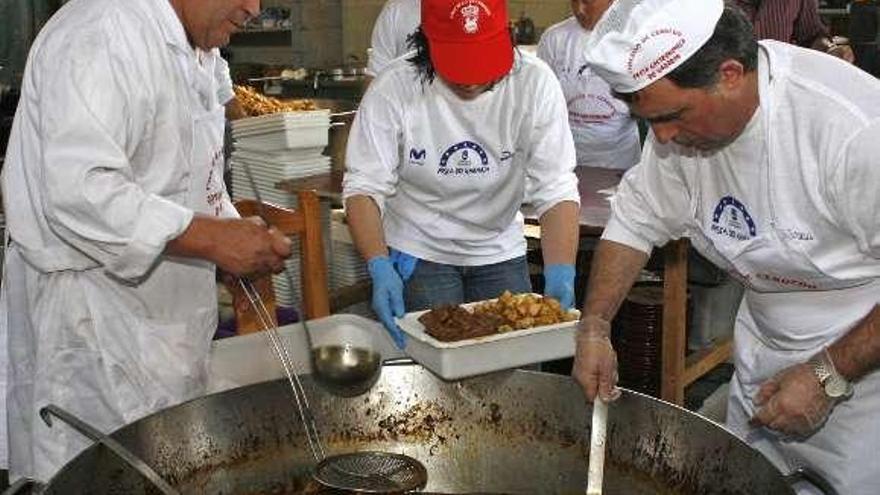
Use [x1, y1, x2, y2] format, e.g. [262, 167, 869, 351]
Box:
[614, 5, 758, 102]
[406, 28, 436, 84]
[406, 27, 520, 87]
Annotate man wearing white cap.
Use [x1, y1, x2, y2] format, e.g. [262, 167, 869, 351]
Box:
[537, 0, 640, 170]
[571, 1, 880, 493]
[344, 0, 580, 348]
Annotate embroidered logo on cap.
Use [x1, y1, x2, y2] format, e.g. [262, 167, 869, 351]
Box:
[626, 28, 686, 83]
[451, 1, 492, 35]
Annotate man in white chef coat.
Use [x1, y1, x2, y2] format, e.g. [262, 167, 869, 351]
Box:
[571, 0, 880, 493]
[0, 0, 292, 482]
[366, 0, 421, 77]
[344, 0, 581, 348]
[537, 0, 640, 170]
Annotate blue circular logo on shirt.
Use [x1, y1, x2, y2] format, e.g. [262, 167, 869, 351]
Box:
[439, 141, 489, 168]
[711, 195, 757, 240]
[437, 141, 491, 177]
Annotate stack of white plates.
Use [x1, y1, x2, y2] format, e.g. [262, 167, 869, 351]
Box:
[329, 210, 369, 290]
[229, 148, 331, 206]
[231, 110, 331, 151]
[230, 110, 334, 308]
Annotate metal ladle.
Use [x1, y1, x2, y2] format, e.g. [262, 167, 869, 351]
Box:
[312, 346, 414, 397]
[238, 158, 385, 397]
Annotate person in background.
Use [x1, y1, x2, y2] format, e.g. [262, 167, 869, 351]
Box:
[849, 0, 880, 76]
[732, 0, 855, 62]
[344, 0, 581, 348]
[0, 0, 292, 482]
[537, 0, 640, 170]
[366, 0, 421, 77]
[573, 0, 880, 493]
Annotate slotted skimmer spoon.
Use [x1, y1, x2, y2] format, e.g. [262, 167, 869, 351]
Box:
[238, 279, 427, 492]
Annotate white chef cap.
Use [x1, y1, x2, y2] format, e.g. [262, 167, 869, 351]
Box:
[584, 0, 724, 93]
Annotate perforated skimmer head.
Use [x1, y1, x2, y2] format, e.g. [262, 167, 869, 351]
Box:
[314, 451, 428, 493]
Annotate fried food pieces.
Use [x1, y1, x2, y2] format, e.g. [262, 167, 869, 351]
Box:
[419, 292, 577, 342]
[233, 85, 318, 116]
[472, 291, 577, 332]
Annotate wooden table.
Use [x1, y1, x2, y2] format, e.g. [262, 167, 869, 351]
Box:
[277, 167, 732, 405]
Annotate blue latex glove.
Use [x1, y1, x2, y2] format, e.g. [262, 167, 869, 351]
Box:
[367, 255, 407, 349]
[389, 248, 418, 281]
[544, 264, 576, 310]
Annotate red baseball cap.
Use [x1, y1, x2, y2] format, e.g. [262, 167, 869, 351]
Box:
[421, 0, 514, 85]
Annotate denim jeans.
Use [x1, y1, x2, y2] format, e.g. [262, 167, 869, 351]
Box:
[404, 256, 532, 311]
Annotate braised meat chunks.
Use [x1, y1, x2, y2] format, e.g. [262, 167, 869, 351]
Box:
[418, 305, 506, 342]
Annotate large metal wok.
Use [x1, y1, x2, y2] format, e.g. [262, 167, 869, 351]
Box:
[9, 367, 822, 494]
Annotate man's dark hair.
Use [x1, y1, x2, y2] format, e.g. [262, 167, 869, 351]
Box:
[615, 5, 758, 101]
[406, 27, 519, 86]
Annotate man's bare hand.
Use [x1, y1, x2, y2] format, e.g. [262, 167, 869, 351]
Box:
[572, 315, 621, 403]
[167, 215, 292, 278]
[827, 44, 855, 63]
[749, 363, 834, 438]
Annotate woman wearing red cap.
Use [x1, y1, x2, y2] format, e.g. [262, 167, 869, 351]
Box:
[343, 0, 581, 348]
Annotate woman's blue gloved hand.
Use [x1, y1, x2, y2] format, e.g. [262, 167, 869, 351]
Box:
[367, 255, 406, 348]
[543, 264, 576, 310]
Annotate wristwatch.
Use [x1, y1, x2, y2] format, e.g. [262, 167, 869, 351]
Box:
[809, 350, 853, 400]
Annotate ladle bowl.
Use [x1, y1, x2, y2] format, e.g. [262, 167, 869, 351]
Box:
[311, 344, 382, 397]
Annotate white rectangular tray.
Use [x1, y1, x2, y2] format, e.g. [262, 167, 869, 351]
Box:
[396, 297, 580, 380]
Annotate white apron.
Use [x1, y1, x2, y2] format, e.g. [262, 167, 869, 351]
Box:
[2, 51, 227, 482]
[557, 65, 640, 170]
[686, 62, 880, 495]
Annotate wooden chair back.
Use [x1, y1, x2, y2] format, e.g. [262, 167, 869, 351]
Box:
[230, 190, 330, 334]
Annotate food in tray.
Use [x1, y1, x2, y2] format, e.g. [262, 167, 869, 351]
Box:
[233, 84, 318, 116]
[417, 305, 506, 342]
[418, 291, 578, 342]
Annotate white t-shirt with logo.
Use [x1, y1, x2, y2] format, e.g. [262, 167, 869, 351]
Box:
[366, 0, 421, 76]
[344, 52, 580, 266]
[603, 41, 880, 288]
[537, 16, 640, 170]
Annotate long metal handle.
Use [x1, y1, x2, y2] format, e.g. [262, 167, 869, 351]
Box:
[39, 405, 180, 495]
[238, 158, 320, 360]
[239, 279, 326, 462]
[238, 149, 326, 462]
[239, 156, 307, 320]
[382, 357, 416, 366]
[783, 466, 839, 495]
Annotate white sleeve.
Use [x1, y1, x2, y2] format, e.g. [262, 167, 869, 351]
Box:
[367, 1, 403, 77]
[38, 27, 193, 282]
[214, 53, 234, 105]
[827, 119, 880, 259]
[523, 67, 580, 217]
[536, 32, 556, 68]
[341, 80, 403, 214]
[601, 134, 691, 254]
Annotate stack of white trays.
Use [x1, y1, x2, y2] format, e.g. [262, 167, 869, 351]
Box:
[231, 110, 331, 151]
[230, 110, 333, 307]
[329, 210, 370, 291]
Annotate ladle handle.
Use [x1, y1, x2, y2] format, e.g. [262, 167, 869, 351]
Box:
[586, 399, 608, 495]
[383, 357, 416, 366]
[39, 405, 181, 495]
